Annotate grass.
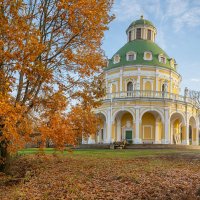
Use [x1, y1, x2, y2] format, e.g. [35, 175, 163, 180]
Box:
[18, 148, 200, 159]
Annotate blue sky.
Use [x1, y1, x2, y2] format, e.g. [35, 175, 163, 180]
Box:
[102, 0, 200, 93]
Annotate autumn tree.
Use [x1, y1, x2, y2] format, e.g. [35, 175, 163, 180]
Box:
[0, 0, 113, 170]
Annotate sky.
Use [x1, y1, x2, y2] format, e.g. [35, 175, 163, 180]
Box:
[102, 0, 200, 94]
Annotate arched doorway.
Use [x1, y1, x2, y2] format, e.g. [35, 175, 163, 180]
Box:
[96, 113, 107, 144]
[170, 112, 185, 144]
[189, 116, 197, 145]
[140, 111, 163, 144]
[113, 110, 134, 143]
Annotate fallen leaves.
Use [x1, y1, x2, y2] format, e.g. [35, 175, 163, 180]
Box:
[0, 152, 200, 199]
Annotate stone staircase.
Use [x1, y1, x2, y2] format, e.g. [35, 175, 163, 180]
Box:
[78, 144, 200, 150]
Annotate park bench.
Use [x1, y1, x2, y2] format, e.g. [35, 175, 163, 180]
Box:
[110, 141, 127, 149]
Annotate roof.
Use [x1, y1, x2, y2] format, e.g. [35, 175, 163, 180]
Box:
[106, 40, 175, 71]
[126, 18, 156, 33]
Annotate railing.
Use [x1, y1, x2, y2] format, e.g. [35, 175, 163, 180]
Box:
[102, 90, 197, 104]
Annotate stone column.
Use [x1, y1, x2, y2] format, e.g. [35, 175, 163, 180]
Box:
[163, 109, 170, 144]
[116, 118, 121, 142]
[134, 108, 142, 143]
[88, 135, 96, 144]
[155, 121, 160, 144]
[182, 116, 189, 145]
[186, 116, 190, 145]
[103, 122, 107, 143]
[195, 119, 199, 146]
[192, 128, 197, 145]
[106, 109, 112, 143]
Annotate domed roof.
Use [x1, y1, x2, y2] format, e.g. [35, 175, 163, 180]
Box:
[106, 40, 175, 71]
[126, 16, 155, 33]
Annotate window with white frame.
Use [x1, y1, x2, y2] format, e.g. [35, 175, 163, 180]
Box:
[158, 54, 166, 64]
[143, 51, 152, 61]
[126, 51, 136, 61]
[127, 82, 133, 91]
[113, 54, 120, 64]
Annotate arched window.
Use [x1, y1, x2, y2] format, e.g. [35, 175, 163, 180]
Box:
[127, 82, 133, 96]
[113, 54, 120, 64]
[162, 84, 165, 92]
[126, 51, 136, 61]
[158, 54, 166, 64]
[127, 82, 133, 91]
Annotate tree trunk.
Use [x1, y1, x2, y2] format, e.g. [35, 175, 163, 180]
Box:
[0, 139, 8, 172]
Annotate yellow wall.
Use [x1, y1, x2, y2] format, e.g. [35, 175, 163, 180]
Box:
[193, 128, 196, 141]
[112, 84, 116, 93]
[142, 113, 155, 140]
[121, 113, 133, 127]
[145, 81, 152, 90]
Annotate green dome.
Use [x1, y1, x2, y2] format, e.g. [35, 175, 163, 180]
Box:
[126, 18, 155, 33]
[106, 40, 174, 71]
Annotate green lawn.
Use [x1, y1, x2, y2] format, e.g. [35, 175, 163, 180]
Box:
[18, 148, 200, 159]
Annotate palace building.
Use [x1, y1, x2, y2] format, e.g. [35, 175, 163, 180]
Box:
[84, 16, 199, 145]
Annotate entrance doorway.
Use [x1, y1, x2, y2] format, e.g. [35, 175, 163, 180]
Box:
[125, 130, 132, 144]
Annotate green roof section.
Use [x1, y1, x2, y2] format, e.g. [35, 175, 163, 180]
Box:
[126, 17, 156, 33]
[106, 40, 175, 71]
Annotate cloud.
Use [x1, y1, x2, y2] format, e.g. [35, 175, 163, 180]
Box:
[113, 0, 163, 22]
[113, 0, 144, 22]
[173, 7, 200, 32]
[113, 0, 200, 32]
[190, 78, 200, 82]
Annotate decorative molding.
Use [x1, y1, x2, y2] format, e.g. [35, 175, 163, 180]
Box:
[143, 51, 152, 61]
[126, 51, 137, 61]
[143, 78, 154, 90]
[143, 125, 153, 139]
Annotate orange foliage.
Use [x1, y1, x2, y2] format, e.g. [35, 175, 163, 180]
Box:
[0, 0, 114, 161]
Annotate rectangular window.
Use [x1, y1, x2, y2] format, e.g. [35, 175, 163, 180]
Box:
[136, 28, 141, 39]
[160, 57, 166, 63]
[128, 54, 134, 61]
[147, 29, 151, 40]
[129, 31, 132, 41]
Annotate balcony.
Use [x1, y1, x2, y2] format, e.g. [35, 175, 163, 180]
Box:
[103, 90, 196, 105]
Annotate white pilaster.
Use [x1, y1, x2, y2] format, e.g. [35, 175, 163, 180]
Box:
[185, 114, 190, 145]
[155, 121, 160, 144]
[103, 123, 107, 143]
[156, 69, 158, 91]
[88, 136, 95, 144]
[135, 108, 142, 144]
[170, 72, 172, 94]
[196, 119, 199, 146]
[116, 118, 121, 141]
[163, 109, 170, 144]
[106, 109, 112, 143]
[120, 68, 123, 92]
